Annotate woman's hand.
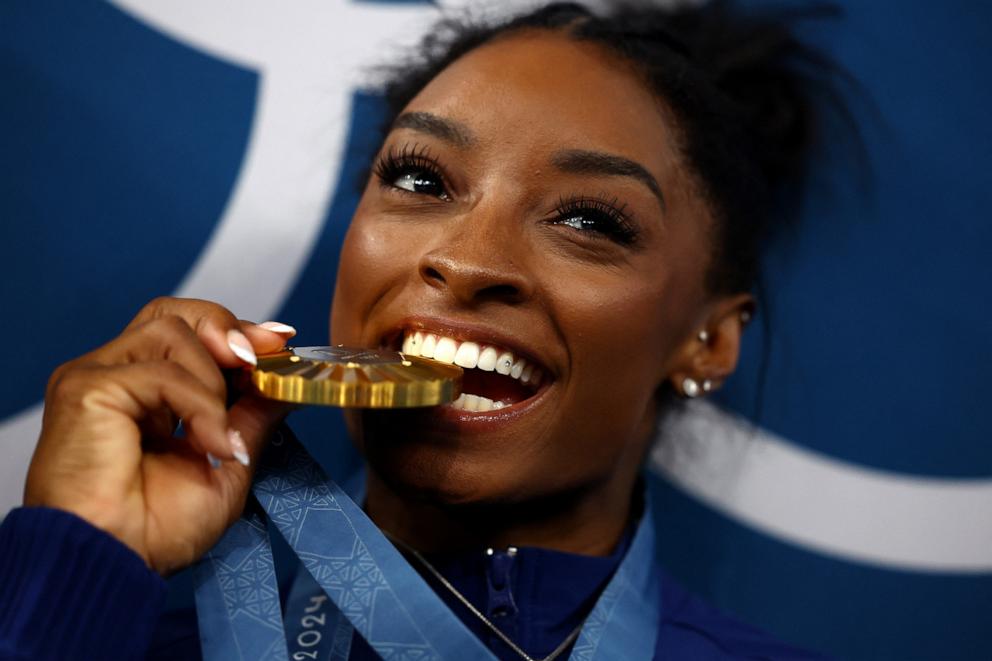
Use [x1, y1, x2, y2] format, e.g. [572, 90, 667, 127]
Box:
[23, 297, 295, 576]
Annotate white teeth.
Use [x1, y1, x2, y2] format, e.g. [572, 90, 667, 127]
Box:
[496, 351, 514, 375]
[434, 337, 458, 364]
[400, 331, 546, 390]
[477, 346, 498, 371]
[450, 393, 499, 412]
[421, 333, 437, 358]
[454, 342, 480, 369]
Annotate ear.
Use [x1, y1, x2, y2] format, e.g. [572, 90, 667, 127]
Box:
[667, 293, 754, 397]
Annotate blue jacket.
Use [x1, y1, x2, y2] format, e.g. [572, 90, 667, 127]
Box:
[0, 505, 822, 660]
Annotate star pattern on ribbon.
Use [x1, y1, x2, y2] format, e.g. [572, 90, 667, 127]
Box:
[254, 438, 444, 658]
[255, 443, 343, 547]
[297, 539, 387, 634]
[212, 520, 284, 631]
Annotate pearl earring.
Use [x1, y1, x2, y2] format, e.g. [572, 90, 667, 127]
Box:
[702, 379, 713, 393]
[697, 330, 709, 342]
[740, 310, 752, 324]
[682, 377, 701, 398]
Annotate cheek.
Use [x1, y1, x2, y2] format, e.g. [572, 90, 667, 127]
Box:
[330, 212, 413, 344]
[507, 274, 686, 492]
[551, 268, 696, 434]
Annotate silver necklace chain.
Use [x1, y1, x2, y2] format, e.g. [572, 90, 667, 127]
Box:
[385, 533, 583, 661]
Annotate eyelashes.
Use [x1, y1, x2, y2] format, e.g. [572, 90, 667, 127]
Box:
[548, 194, 639, 246]
[373, 143, 640, 246]
[373, 143, 451, 201]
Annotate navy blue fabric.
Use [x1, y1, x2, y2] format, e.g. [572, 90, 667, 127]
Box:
[346, 532, 632, 660]
[0, 505, 821, 660]
[0, 507, 167, 661]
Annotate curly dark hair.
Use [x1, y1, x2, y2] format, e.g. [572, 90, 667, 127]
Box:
[374, 1, 852, 298]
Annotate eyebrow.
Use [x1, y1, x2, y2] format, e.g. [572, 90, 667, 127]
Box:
[392, 112, 476, 148]
[552, 149, 666, 211]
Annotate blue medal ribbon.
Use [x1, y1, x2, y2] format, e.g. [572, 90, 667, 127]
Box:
[194, 428, 661, 660]
[192, 500, 290, 660]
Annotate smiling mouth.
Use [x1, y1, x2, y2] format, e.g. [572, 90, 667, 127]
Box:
[394, 329, 548, 413]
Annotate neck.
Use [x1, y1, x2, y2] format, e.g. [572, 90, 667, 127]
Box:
[365, 470, 637, 557]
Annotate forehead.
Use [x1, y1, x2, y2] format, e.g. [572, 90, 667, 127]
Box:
[402, 30, 679, 177]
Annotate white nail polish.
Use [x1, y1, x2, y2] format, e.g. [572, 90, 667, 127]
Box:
[229, 429, 250, 466]
[206, 452, 222, 469]
[227, 330, 257, 366]
[258, 321, 296, 336]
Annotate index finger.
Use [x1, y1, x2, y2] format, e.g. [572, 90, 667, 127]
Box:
[127, 297, 292, 369]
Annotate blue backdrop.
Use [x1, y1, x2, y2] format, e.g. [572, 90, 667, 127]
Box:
[1, 1, 989, 659]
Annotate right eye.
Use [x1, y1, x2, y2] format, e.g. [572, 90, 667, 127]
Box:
[373, 144, 451, 201]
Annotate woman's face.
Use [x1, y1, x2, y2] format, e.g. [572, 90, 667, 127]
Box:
[332, 31, 730, 508]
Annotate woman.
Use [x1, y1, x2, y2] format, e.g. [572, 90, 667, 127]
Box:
[1, 2, 833, 658]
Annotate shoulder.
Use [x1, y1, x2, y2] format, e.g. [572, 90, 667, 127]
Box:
[655, 569, 827, 660]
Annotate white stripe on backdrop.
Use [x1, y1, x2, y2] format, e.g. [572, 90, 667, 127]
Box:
[653, 400, 992, 573]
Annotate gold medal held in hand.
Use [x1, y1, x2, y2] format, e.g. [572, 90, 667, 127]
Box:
[251, 346, 462, 408]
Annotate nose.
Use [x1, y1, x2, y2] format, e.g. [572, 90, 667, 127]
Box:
[418, 211, 532, 306]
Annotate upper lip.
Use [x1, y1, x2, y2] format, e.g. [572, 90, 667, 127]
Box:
[380, 315, 554, 376]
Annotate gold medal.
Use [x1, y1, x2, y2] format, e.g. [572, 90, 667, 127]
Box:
[251, 346, 462, 408]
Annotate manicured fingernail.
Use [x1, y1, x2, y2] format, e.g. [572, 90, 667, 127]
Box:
[227, 329, 257, 366]
[258, 321, 296, 336]
[206, 452, 222, 470]
[228, 429, 250, 467]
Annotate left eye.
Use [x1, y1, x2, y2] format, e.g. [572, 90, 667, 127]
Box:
[392, 170, 448, 199]
[550, 197, 639, 245]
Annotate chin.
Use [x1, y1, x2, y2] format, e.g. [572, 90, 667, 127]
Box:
[363, 434, 505, 506]
[348, 411, 535, 511]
